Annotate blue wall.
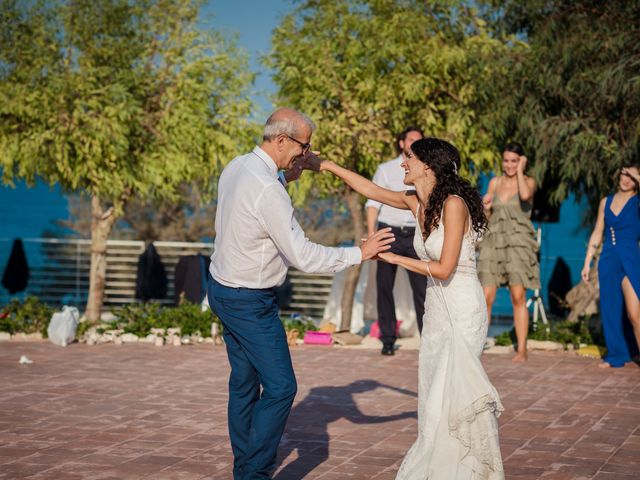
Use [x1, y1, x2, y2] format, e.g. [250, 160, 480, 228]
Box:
[1, 180, 591, 318]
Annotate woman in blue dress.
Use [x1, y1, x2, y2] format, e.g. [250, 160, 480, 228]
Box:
[581, 163, 640, 368]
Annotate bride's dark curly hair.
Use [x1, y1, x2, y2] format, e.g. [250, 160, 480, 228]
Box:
[411, 138, 487, 238]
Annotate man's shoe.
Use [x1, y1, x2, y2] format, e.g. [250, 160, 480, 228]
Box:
[381, 343, 395, 356]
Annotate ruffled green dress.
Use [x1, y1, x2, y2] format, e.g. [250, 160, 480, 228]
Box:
[477, 193, 540, 289]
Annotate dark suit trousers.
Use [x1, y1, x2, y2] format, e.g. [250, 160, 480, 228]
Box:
[376, 223, 427, 346]
[208, 277, 297, 480]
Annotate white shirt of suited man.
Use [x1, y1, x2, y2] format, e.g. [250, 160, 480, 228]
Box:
[366, 129, 423, 235]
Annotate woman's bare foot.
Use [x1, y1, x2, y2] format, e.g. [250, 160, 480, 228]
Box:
[512, 351, 527, 363]
[597, 361, 612, 369]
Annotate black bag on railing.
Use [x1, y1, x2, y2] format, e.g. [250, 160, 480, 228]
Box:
[135, 243, 167, 302]
[2, 238, 30, 294]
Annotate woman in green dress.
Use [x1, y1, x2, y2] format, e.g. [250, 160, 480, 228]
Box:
[478, 142, 539, 363]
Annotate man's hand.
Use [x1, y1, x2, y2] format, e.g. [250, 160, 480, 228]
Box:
[360, 228, 395, 261]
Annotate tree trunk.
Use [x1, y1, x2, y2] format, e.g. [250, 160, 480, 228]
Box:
[85, 196, 117, 322]
[339, 188, 365, 331]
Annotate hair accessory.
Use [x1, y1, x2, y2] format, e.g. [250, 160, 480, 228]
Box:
[452, 160, 458, 175]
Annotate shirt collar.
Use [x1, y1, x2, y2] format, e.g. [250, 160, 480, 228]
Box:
[252, 146, 278, 177]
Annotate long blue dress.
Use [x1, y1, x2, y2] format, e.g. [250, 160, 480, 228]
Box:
[598, 194, 640, 367]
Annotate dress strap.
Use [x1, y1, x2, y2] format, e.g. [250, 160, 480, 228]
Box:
[444, 195, 473, 237]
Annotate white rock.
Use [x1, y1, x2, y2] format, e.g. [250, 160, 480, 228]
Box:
[120, 333, 139, 343]
[12, 332, 43, 341]
[19, 355, 33, 364]
[139, 334, 156, 343]
[527, 340, 564, 351]
[172, 335, 182, 346]
[484, 337, 496, 350]
[360, 335, 383, 348]
[203, 337, 214, 344]
[100, 311, 117, 322]
[167, 327, 181, 336]
[114, 336, 123, 345]
[154, 336, 164, 347]
[484, 345, 515, 354]
[150, 328, 165, 336]
[0, 332, 10, 341]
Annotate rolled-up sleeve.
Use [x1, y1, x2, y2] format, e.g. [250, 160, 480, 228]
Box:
[256, 185, 362, 273]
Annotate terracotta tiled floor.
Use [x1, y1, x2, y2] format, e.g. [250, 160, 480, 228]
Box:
[1, 341, 638, 479]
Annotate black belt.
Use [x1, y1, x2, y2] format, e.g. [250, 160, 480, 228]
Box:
[379, 222, 415, 236]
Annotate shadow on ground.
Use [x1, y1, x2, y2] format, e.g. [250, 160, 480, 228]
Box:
[274, 379, 417, 479]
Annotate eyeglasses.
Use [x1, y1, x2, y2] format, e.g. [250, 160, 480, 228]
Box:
[286, 135, 311, 154]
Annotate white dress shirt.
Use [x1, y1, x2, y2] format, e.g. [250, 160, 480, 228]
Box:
[210, 146, 362, 288]
[365, 155, 416, 227]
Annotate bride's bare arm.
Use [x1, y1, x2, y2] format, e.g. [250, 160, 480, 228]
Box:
[319, 158, 415, 211]
[377, 196, 467, 280]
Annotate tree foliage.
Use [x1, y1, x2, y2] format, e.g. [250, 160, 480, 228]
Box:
[0, 0, 256, 319]
[488, 0, 640, 210]
[269, 0, 514, 206]
[0, 0, 255, 207]
[268, 0, 513, 328]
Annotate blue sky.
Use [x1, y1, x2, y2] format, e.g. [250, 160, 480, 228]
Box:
[201, 0, 293, 115]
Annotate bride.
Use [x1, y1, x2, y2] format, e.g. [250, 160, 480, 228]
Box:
[316, 137, 504, 479]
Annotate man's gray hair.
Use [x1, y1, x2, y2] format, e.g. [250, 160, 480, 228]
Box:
[263, 111, 316, 141]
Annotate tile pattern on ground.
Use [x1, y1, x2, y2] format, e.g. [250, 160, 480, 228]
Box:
[0, 342, 638, 479]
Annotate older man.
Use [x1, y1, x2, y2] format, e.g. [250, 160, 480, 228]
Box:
[208, 108, 395, 479]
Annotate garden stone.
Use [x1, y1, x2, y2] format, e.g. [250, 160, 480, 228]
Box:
[87, 332, 100, 345]
[484, 345, 514, 354]
[104, 329, 123, 342]
[150, 328, 165, 336]
[167, 328, 181, 336]
[0, 332, 10, 341]
[484, 337, 496, 350]
[172, 336, 182, 346]
[120, 333, 139, 343]
[100, 311, 117, 322]
[140, 334, 156, 343]
[203, 337, 214, 344]
[528, 340, 564, 351]
[114, 336, 123, 345]
[12, 332, 43, 341]
[154, 336, 164, 347]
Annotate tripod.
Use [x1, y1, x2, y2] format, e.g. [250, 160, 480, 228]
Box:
[525, 225, 549, 325]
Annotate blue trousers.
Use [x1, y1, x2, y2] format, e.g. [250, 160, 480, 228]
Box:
[599, 248, 640, 367]
[208, 277, 297, 479]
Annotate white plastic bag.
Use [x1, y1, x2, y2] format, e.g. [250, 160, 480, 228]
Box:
[47, 306, 80, 347]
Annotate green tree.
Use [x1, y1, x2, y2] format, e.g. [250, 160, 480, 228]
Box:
[269, 0, 511, 329]
[0, 0, 255, 320]
[488, 0, 640, 212]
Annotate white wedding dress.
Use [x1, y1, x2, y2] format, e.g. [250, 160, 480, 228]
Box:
[396, 200, 504, 480]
